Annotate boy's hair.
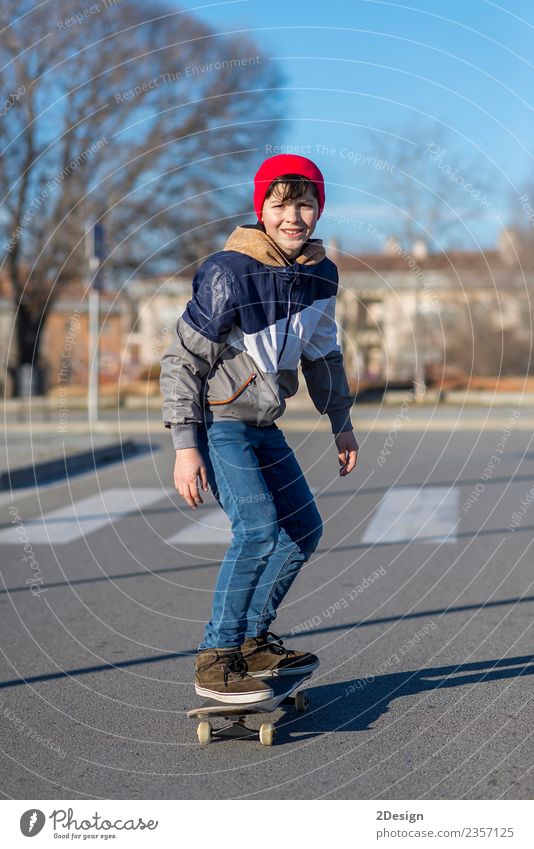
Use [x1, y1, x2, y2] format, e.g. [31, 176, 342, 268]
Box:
[264, 173, 319, 207]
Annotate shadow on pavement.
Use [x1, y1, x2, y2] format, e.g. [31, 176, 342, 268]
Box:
[275, 654, 534, 742]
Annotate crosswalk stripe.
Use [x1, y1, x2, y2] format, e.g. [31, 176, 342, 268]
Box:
[361, 487, 459, 544]
[0, 488, 167, 545]
[167, 508, 232, 545]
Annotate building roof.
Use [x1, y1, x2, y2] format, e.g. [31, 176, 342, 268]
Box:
[334, 232, 534, 291]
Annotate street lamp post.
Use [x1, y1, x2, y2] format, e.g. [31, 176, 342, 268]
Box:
[86, 224, 105, 425]
[412, 238, 428, 402]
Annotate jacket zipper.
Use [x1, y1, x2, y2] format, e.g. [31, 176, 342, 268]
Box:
[208, 372, 257, 405]
[277, 276, 296, 366]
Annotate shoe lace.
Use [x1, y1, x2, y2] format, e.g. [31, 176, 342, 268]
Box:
[219, 652, 248, 685]
[262, 631, 289, 656]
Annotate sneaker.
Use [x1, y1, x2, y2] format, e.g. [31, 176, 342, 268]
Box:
[241, 631, 320, 678]
[194, 648, 274, 704]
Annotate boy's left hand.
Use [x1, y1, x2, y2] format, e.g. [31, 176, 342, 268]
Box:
[335, 430, 359, 476]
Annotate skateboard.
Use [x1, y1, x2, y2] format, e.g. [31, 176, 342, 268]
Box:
[187, 671, 313, 746]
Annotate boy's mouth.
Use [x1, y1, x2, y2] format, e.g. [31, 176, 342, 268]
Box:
[280, 228, 305, 238]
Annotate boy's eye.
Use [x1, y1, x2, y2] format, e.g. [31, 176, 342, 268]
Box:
[272, 202, 311, 208]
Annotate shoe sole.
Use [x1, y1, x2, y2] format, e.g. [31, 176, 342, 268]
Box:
[246, 659, 320, 678]
[194, 684, 274, 704]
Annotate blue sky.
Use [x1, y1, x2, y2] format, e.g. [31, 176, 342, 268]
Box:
[178, 0, 534, 251]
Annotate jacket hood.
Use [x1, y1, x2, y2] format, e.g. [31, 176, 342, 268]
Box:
[223, 223, 326, 267]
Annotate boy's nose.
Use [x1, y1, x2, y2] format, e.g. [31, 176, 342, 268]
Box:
[284, 208, 302, 223]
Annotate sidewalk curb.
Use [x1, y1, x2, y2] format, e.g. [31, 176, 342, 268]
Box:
[0, 440, 144, 491]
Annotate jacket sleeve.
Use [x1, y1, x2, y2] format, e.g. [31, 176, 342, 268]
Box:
[160, 259, 238, 449]
[300, 292, 355, 438]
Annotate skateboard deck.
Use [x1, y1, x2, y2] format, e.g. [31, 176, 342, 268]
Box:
[187, 671, 313, 746]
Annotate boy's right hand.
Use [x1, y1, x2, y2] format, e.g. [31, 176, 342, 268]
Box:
[173, 448, 210, 510]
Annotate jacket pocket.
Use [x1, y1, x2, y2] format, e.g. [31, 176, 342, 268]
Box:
[203, 349, 283, 424]
[207, 372, 257, 405]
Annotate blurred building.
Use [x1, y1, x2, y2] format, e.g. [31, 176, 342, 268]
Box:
[43, 284, 127, 390]
[122, 276, 191, 378]
[334, 228, 534, 386]
[0, 275, 129, 396]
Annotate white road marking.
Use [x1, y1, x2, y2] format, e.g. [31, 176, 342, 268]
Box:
[168, 508, 232, 545]
[0, 488, 167, 545]
[361, 487, 459, 544]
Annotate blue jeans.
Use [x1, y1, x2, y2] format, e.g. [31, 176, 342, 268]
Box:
[195, 420, 323, 650]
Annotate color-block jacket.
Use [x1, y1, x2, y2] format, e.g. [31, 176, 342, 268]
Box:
[160, 223, 355, 449]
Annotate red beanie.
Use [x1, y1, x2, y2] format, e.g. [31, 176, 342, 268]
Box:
[253, 154, 325, 221]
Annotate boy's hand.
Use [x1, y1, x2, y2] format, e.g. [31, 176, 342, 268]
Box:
[335, 430, 359, 476]
[174, 448, 210, 509]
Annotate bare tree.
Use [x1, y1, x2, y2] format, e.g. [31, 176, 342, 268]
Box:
[361, 117, 501, 251]
[0, 0, 285, 391]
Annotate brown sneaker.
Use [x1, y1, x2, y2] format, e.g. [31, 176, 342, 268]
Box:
[241, 632, 320, 678]
[194, 648, 274, 704]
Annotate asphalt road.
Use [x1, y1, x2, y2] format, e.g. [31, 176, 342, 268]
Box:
[1, 412, 534, 800]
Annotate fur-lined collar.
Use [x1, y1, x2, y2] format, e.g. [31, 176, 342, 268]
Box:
[223, 223, 326, 267]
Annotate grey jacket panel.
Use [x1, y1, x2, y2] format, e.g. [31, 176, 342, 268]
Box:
[160, 315, 231, 428]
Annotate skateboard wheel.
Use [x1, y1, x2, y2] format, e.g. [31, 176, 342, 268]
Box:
[259, 723, 276, 746]
[197, 721, 212, 745]
[295, 690, 309, 713]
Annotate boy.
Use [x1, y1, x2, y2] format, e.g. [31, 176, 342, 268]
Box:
[160, 154, 358, 704]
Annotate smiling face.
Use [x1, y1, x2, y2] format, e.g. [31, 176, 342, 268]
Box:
[260, 182, 319, 260]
